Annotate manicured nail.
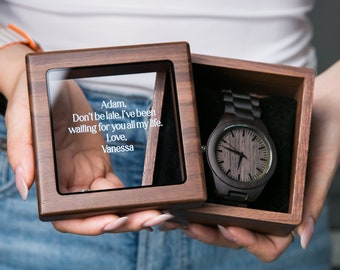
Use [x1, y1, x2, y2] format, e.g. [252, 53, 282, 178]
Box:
[300, 217, 314, 249]
[142, 213, 175, 228]
[103, 216, 129, 232]
[218, 225, 237, 243]
[15, 166, 28, 201]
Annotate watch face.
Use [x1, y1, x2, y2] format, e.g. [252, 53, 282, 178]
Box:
[211, 124, 274, 186]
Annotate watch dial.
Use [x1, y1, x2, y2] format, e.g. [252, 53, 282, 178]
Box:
[215, 125, 272, 183]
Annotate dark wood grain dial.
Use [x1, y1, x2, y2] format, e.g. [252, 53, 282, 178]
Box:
[214, 125, 272, 183]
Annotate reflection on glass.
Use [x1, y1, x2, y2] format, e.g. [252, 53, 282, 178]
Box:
[46, 63, 185, 194]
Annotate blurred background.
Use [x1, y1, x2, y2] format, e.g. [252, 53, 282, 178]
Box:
[309, 1, 340, 269]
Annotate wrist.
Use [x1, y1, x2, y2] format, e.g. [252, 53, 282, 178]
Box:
[0, 24, 42, 100]
[0, 44, 33, 99]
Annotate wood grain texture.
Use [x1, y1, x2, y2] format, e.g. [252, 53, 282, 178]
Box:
[27, 46, 314, 234]
[27, 42, 207, 221]
[141, 71, 166, 186]
[172, 54, 314, 236]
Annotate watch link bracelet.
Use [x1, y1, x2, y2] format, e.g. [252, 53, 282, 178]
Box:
[206, 89, 277, 204]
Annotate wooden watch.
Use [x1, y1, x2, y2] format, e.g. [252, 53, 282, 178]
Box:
[206, 89, 277, 203]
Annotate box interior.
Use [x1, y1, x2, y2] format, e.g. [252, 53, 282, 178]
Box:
[193, 62, 304, 213]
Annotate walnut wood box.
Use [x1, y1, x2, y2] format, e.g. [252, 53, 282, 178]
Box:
[172, 54, 314, 236]
[26, 42, 206, 221]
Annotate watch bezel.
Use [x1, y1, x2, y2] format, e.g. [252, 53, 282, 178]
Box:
[206, 118, 277, 190]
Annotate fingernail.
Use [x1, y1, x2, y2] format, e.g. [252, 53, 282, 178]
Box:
[15, 166, 28, 201]
[103, 216, 129, 232]
[218, 225, 237, 243]
[300, 217, 314, 249]
[142, 213, 175, 228]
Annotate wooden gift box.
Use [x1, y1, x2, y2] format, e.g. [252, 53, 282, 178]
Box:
[26, 42, 207, 221]
[172, 54, 314, 236]
[27, 41, 314, 236]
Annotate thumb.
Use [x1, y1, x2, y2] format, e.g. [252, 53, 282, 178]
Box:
[5, 71, 35, 200]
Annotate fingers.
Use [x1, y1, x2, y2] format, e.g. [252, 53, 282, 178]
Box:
[221, 227, 294, 262]
[295, 193, 318, 250]
[5, 71, 35, 199]
[297, 217, 314, 250]
[89, 172, 125, 190]
[160, 222, 240, 249]
[294, 66, 340, 249]
[175, 223, 295, 262]
[182, 223, 241, 249]
[53, 211, 174, 236]
[53, 214, 126, 236]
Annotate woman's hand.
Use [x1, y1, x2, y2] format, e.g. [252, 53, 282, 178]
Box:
[50, 80, 123, 193]
[1, 44, 173, 236]
[162, 61, 340, 262]
[1, 45, 35, 200]
[48, 80, 174, 235]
